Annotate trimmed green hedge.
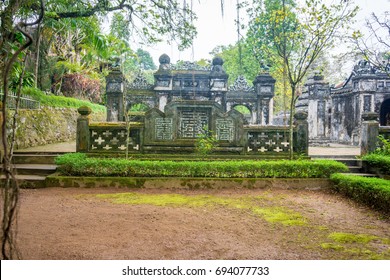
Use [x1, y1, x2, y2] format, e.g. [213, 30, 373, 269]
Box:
[331, 173, 390, 214]
[362, 154, 390, 175]
[55, 153, 348, 178]
[22, 87, 106, 112]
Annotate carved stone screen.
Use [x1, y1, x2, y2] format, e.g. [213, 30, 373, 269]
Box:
[247, 130, 290, 153]
[89, 126, 140, 152]
[155, 118, 173, 140]
[178, 108, 210, 138]
[216, 119, 234, 141]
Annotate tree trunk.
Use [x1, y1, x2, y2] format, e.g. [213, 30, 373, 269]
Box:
[288, 84, 296, 160]
[33, 23, 41, 88]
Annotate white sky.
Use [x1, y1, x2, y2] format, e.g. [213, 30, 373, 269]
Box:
[138, 0, 389, 65]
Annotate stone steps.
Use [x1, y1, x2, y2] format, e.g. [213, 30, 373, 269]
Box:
[12, 151, 66, 164]
[312, 155, 379, 177]
[12, 164, 57, 176]
[1, 152, 60, 187]
[0, 174, 47, 188]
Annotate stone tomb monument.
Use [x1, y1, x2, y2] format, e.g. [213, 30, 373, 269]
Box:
[77, 54, 308, 156]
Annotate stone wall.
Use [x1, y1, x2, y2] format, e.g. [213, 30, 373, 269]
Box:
[6, 107, 105, 150]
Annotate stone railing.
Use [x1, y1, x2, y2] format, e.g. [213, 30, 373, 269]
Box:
[77, 106, 308, 156]
[243, 112, 308, 156]
[76, 107, 142, 153]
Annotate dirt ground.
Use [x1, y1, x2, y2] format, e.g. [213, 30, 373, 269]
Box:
[9, 187, 390, 260]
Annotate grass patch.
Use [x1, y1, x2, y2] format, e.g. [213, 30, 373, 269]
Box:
[95, 192, 306, 226]
[56, 153, 348, 178]
[321, 232, 390, 259]
[22, 87, 105, 112]
[320, 243, 344, 251]
[328, 232, 380, 244]
[251, 207, 306, 226]
[330, 173, 390, 214]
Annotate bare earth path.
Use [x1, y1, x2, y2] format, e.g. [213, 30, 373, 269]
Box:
[13, 187, 389, 260]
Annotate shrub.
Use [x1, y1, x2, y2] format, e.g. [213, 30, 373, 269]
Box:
[374, 135, 390, 155]
[55, 153, 348, 179]
[22, 87, 105, 112]
[362, 154, 390, 175]
[330, 173, 390, 214]
[195, 129, 218, 157]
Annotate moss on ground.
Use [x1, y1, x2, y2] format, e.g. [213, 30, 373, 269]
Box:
[91, 192, 390, 259]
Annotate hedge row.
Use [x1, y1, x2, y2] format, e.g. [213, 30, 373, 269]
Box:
[362, 154, 390, 175]
[330, 173, 390, 214]
[22, 87, 106, 112]
[55, 153, 348, 178]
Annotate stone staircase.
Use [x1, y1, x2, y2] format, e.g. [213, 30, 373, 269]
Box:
[0, 152, 62, 188]
[310, 155, 377, 177]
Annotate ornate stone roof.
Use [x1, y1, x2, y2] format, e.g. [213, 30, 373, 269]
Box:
[228, 75, 254, 92]
[127, 72, 153, 90]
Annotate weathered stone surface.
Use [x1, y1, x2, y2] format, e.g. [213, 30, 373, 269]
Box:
[8, 107, 105, 150]
[361, 113, 379, 155]
[297, 61, 390, 146]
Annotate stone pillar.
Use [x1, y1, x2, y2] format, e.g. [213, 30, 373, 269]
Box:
[293, 111, 309, 155]
[361, 112, 379, 155]
[106, 68, 125, 122]
[76, 106, 91, 152]
[253, 73, 276, 125]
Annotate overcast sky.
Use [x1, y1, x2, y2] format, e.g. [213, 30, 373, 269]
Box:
[137, 0, 389, 65]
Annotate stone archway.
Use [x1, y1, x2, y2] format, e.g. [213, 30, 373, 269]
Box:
[380, 98, 390, 126]
[232, 104, 253, 124]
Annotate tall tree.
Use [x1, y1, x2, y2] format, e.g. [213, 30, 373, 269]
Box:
[246, 0, 358, 159]
[352, 12, 390, 75]
[135, 48, 157, 70]
[1, 0, 44, 260]
[1, 0, 198, 259]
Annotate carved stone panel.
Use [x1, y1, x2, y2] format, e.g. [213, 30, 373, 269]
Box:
[363, 95, 371, 112]
[179, 109, 209, 138]
[216, 119, 234, 141]
[155, 118, 173, 140]
[317, 100, 325, 118]
[107, 82, 123, 93]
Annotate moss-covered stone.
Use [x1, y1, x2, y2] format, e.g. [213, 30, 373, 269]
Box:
[7, 107, 105, 149]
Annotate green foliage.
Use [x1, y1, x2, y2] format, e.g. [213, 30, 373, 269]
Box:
[234, 105, 250, 114]
[374, 135, 390, 155]
[10, 63, 35, 91]
[129, 103, 149, 112]
[56, 153, 348, 178]
[135, 49, 157, 70]
[362, 154, 390, 175]
[210, 43, 260, 85]
[22, 87, 105, 112]
[55, 61, 84, 74]
[330, 173, 390, 214]
[195, 129, 218, 156]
